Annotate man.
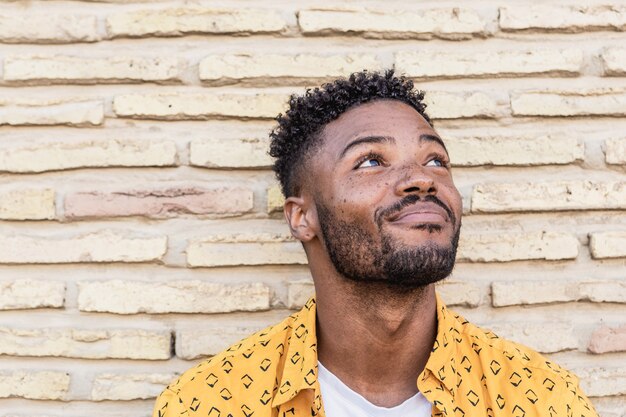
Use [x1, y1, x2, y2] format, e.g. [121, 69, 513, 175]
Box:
[153, 70, 598, 417]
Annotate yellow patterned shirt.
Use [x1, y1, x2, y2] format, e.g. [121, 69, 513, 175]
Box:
[153, 295, 598, 417]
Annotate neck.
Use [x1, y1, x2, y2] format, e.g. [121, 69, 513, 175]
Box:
[313, 270, 438, 407]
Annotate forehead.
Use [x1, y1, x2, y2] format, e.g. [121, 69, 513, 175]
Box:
[320, 99, 436, 151]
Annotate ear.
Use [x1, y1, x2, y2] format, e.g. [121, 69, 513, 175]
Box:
[284, 196, 317, 243]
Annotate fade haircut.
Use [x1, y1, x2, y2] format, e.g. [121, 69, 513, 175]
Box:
[269, 69, 432, 197]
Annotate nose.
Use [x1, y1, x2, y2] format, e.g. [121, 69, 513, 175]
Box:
[394, 165, 437, 197]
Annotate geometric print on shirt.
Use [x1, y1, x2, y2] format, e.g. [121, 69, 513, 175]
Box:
[152, 294, 599, 417]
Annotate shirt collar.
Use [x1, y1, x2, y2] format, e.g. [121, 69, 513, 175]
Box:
[271, 297, 319, 407]
[271, 293, 463, 408]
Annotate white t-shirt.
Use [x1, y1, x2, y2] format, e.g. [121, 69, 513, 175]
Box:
[317, 361, 432, 417]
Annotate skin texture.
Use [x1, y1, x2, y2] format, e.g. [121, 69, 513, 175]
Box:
[283, 99, 463, 407]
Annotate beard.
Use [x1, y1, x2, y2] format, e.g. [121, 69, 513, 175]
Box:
[316, 195, 460, 289]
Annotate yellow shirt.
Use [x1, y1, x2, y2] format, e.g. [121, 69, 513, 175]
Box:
[153, 296, 598, 417]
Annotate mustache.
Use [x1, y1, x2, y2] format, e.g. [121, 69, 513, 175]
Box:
[375, 194, 456, 228]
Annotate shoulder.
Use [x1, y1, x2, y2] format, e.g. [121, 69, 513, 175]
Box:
[152, 311, 299, 417]
[447, 309, 597, 416]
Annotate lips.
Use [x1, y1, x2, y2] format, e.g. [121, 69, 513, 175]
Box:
[386, 202, 449, 225]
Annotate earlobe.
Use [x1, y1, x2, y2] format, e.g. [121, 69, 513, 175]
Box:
[284, 196, 317, 242]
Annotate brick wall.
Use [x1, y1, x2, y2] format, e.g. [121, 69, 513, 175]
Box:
[0, 1, 624, 416]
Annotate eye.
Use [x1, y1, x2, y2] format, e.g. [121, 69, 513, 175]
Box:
[425, 158, 444, 167]
[355, 152, 385, 169]
[358, 158, 382, 168]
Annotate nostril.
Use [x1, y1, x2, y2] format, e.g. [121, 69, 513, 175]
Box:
[404, 186, 421, 193]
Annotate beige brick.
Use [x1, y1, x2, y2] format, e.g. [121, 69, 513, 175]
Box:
[606, 138, 626, 164]
[576, 367, 626, 397]
[436, 280, 481, 307]
[589, 325, 626, 354]
[425, 91, 500, 119]
[113, 92, 287, 120]
[489, 322, 577, 353]
[78, 280, 270, 314]
[397, 49, 582, 78]
[199, 53, 381, 84]
[602, 47, 626, 76]
[189, 136, 273, 169]
[188, 240, 307, 267]
[91, 373, 176, 401]
[0, 371, 69, 400]
[0, 13, 98, 43]
[0, 99, 104, 126]
[176, 324, 270, 359]
[590, 231, 626, 259]
[0, 280, 65, 310]
[0, 188, 55, 220]
[267, 184, 285, 213]
[0, 230, 167, 264]
[298, 8, 487, 39]
[492, 280, 626, 307]
[589, 397, 626, 417]
[0, 139, 177, 173]
[65, 186, 253, 219]
[446, 134, 583, 166]
[4, 56, 181, 83]
[500, 5, 626, 32]
[458, 232, 579, 262]
[107, 8, 286, 38]
[0, 327, 171, 359]
[511, 89, 626, 117]
[472, 181, 626, 213]
[288, 280, 314, 309]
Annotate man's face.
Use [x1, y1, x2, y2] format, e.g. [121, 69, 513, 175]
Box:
[307, 99, 463, 288]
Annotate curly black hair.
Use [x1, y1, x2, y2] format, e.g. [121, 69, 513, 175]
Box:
[269, 69, 432, 197]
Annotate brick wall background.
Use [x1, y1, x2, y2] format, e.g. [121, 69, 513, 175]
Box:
[0, 1, 624, 416]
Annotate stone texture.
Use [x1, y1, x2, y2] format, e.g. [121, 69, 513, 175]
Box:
[0, 139, 177, 173]
[472, 181, 626, 212]
[176, 324, 270, 360]
[113, 92, 287, 120]
[187, 237, 307, 267]
[436, 280, 482, 307]
[488, 322, 577, 353]
[298, 8, 488, 39]
[0, 327, 171, 359]
[0, 13, 98, 43]
[64, 186, 253, 219]
[396, 49, 582, 78]
[0, 99, 104, 126]
[424, 91, 500, 119]
[78, 280, 270, 314]
[589, 231, 626, 259]
[588, 325, 626, 354]
[287, 280, 314, 309]
[0, 371, 70, 400]
[499, 5, 626, 32]
[199, 53, 381, 84]
[492, 280, 626, 307]
[575, 367, 626, 397]
[0, 188, 55, 220]
[458, 232, 579, 262]
[267, 185, 284, 214]
[605, 137, 626, 164]
[4, 56, 181, 83]
[107, 8, 287, 37]
[0, 280, 65, 310]
[0, 230, 167, 264]
[91, 373, 177, 401]
[446, 134, 583, 166]
[189, 137, 273, 169]
[511, 89, 626, 117]
[601, 47, 626, 75]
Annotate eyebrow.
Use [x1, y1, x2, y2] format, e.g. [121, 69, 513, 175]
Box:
[339, 134, 448, 159]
